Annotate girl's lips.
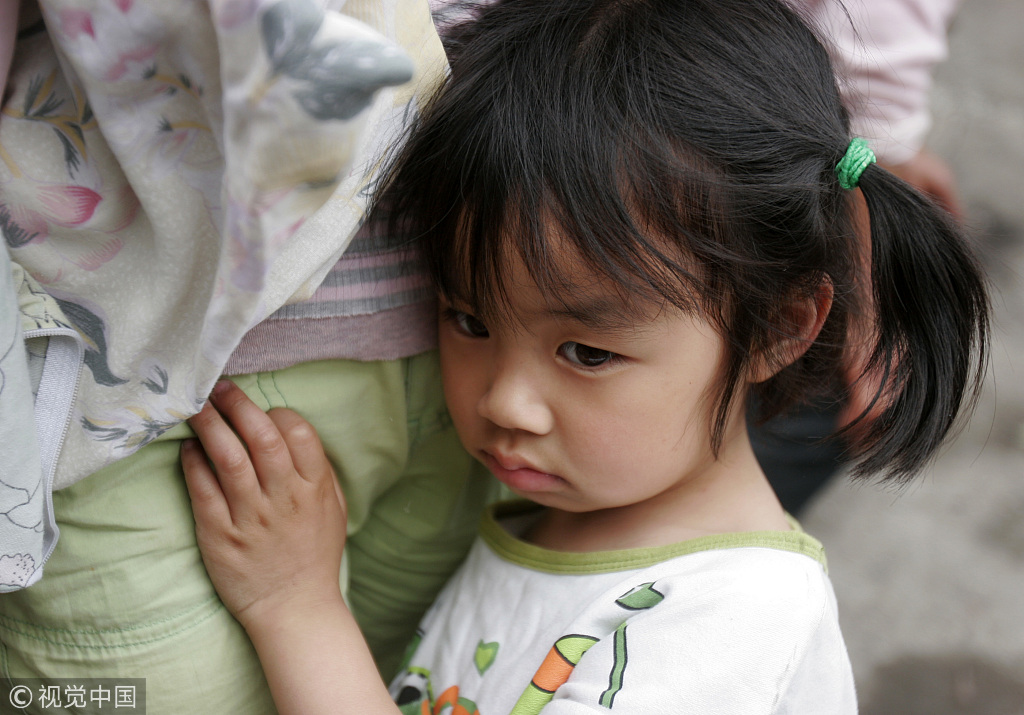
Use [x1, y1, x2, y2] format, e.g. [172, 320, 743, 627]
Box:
[482, 452, 564, 493]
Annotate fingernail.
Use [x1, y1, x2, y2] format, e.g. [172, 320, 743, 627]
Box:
[211, 380, 232, 397]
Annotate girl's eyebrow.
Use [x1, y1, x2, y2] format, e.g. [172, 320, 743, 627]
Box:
[544, 297, 650, 335]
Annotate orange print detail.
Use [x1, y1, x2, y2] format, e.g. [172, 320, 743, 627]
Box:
[531, 646, 575, 693]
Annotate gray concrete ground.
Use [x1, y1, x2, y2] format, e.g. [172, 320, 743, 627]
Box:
[800, 1, 1024, 712]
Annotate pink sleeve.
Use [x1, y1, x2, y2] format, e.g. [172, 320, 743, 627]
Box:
[798, 0, 960, 164]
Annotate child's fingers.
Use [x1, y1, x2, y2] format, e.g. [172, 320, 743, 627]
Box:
[267, 408, 335, 486]
[188, 398, 262, 510]
[332, 473, 347, 517]
[181, 438, 232, 526]
[206, 381, 299, 496]
[268, 407, 349, 527]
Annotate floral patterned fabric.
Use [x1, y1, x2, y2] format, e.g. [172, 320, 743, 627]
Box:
[0, 0, 447, 590]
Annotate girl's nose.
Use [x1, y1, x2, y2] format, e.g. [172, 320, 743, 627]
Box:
[476, 363, 554, 435]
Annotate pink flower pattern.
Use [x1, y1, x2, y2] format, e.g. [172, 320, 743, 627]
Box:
[1, 170, 132, 279]
[2, 181, 100, 244]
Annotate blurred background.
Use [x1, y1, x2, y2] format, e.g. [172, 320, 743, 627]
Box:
[803, 0, 1024, 712]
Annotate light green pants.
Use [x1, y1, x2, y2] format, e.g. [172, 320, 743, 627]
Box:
[0, 353, 495, 714]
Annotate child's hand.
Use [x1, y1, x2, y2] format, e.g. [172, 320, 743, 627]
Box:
[182, 381, 347, 632]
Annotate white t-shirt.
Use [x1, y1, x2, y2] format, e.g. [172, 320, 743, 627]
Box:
[390, 501, 857, 714]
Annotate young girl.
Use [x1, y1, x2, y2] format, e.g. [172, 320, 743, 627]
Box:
[182, 0, 989, 712]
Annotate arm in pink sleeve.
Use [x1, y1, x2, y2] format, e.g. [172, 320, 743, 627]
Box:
[800, 0, 960, 164]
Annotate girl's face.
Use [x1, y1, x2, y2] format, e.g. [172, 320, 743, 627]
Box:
[439, 246, 758, 525]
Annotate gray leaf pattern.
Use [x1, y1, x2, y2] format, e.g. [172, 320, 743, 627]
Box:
[262, 0, 324, 76]
[53, 297, 128, 386]
[261, 0, 413, 121]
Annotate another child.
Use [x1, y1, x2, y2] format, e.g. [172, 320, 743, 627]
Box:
[182, 0, 989, 712]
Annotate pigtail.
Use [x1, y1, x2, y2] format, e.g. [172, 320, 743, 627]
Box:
[843, 166, 989, 482]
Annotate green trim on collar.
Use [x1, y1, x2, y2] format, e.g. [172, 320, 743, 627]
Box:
[480, 501, 828, 575]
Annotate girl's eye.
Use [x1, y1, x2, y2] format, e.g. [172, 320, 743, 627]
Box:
[559, 341, 617, 368]
[450, 310, 490, 338]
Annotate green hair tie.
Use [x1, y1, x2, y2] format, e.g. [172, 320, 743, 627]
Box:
[835, 138, 876, 190]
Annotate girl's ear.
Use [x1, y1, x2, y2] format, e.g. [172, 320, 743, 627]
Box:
[749, 280, 833, 383]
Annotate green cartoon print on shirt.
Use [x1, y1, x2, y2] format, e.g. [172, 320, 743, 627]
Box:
[395, 581, 666, 714]
[393, 636, 489, 715]
[510, 582, 666, 714]
[393, 668, 481, 715]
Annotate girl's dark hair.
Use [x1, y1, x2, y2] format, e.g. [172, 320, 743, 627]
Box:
[376, 0, 989, 482]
